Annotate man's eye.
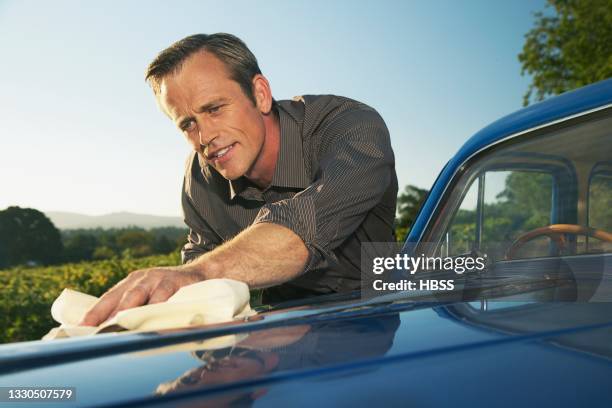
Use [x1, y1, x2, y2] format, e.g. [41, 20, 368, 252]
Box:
[181, 120, 196, 132]
[208, 105, 221, 114]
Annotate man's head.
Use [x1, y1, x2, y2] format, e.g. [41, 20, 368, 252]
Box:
[146, 33, 279, 184]
[155, 349, 279, 406]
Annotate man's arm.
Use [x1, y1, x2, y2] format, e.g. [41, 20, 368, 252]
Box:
[181, 167, 310, 285]
[187, 223, 309, 287]
[79, 223, 308, 326]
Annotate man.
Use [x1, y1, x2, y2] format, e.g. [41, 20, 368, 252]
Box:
[80, 33, 397, 327]
[155, 313, 400, 404]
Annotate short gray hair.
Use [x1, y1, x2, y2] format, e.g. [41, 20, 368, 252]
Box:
[145, 33, 262, 105]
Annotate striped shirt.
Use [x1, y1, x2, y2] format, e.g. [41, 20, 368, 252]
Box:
[181, 94, 398, 299]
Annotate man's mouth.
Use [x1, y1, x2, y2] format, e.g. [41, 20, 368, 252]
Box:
[208, 143, 236, 161]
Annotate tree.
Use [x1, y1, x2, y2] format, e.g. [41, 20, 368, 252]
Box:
[395, 185, 429, 241]
[116, 230, 154, 258]
[0, 206, 63, 268]
[92, 246, 116, 260]
[63, 233, 99, 262]
[519, 0, 612, 106]
[494, 171, 553, 234]
[152, 235, 175, 254]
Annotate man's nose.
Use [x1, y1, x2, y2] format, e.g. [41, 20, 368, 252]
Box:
[198, 130, 205, 147]
[198, 123, 217, 147]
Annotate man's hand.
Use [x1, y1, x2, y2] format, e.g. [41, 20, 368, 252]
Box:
[79, 266, 204, 327]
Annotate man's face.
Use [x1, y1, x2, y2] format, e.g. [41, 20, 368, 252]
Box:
[158, 52, 267, 180]
[156, 351, 279, 405]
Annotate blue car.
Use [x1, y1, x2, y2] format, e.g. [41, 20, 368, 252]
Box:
[1, 79, 611, 407]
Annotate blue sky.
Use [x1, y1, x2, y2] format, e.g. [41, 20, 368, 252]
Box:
[0, 0, 545, 216]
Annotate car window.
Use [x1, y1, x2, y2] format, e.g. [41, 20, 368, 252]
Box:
[444, 168, 555, 261]
[429, 110, 612, 264]
[587, 165, 612, 253]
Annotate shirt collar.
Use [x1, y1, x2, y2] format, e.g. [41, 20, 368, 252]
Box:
[222, 103, 310, 200]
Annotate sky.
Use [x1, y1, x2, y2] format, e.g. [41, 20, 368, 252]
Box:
[0, 0, 546, 217]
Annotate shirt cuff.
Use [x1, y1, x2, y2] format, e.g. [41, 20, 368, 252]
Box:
[181, 244, 204, 265]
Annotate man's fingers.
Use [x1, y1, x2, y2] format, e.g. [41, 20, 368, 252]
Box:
[107, 285, 150, 320]
[79, 291, 124, 327]
[78, 274, 141, 326]
[148, 279, 178, 304]
[77, 268, 181, 326]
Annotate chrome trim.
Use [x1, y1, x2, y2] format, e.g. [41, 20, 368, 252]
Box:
[416, 103, 612, 243]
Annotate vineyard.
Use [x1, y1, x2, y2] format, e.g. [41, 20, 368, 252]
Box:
[0, 252, 182, 344]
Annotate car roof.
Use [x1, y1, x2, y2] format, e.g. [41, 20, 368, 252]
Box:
[458, 78, 612, 163]
[407, 78, 612, 244]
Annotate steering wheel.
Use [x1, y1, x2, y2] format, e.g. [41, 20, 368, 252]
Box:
[505, 224, 612, 260]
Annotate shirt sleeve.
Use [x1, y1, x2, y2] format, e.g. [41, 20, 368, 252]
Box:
[252, 107, 395, 273]
[181, 184, 223, 265]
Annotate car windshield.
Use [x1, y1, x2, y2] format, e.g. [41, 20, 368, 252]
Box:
[415, 108, 612, 303]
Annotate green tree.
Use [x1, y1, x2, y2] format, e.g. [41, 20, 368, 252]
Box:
[63, 233, 99, 262]
[494, 171, 552, 234]
[0, 206, 63, 268]
[115, 230, 153, 258]
[395, 185, 429, 241]
[92, 246, 116, 260]
[519, 0, 612, 106]
[152, 235, 176, 254]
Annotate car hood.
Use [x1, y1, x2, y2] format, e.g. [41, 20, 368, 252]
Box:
[1, 294, 612, 407]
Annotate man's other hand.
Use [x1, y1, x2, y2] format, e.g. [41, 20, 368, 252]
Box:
[79, 266, 204, 327]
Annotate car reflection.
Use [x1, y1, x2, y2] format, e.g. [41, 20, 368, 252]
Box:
[154, 313, 400, 406]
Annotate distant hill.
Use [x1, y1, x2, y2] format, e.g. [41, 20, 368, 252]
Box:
[45, 211, 184, 230]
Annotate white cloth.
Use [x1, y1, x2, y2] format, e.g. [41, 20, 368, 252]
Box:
[43, 279, 254, 343]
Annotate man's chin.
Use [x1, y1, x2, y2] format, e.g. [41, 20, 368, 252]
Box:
[215, 168, 244, 181]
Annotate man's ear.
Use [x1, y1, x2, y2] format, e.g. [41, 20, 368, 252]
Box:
[252, 74, 273, 114]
